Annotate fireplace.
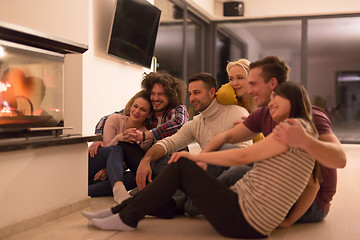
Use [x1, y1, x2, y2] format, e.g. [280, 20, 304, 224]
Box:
[0, 22, 87, 139]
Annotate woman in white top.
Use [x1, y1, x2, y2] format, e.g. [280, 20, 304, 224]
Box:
[83, 82, 320, 239]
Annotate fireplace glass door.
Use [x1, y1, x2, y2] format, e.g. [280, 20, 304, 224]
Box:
[0, 39, 64, 135]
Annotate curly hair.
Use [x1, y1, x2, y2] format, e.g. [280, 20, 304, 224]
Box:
[249, 56, 289, 84]
[141, 71, 186, 109]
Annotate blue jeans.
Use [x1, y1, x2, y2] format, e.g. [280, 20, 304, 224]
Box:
[296, 201, 328, 223]
[151, 155, 171, 177]
[88, 146, 111, 186]
[107, 142, 145, 187]
[88, 172, 137, 197]
[217, 165, 252, 187]
[88, 142, 145, 197]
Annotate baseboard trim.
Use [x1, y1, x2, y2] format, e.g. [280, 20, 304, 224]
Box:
[0, 198, 90, 239]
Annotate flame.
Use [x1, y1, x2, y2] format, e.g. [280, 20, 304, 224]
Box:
[0, 81, 11, 92]
[1, 82, 17, 117]
[0, 101, 17, 117]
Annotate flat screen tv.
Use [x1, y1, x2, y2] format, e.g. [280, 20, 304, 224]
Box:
[107, 0, 161, 68]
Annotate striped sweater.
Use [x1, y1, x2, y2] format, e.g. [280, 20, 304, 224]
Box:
[231, 120, 316, 236]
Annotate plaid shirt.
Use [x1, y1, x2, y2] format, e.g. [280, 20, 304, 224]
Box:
[146, 105, 188, 140]
[94, 105, 188, 139]
[94, 110, 123, 135]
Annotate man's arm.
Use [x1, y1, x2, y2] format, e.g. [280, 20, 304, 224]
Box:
[136, 144, 166, 190]
[135, 105, 188, 142]
[273, 118, 346, 168]
[202, 123, 258, 153]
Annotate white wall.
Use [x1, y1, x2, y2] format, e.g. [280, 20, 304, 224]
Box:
[0, 0, 154, 136]
[0, 0, 88, 45]
[82, 0, 152, 136]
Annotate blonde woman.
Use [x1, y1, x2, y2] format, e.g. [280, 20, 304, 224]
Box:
[217, 58, 256, 113]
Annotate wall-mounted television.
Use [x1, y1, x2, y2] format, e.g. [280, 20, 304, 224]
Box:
[107, 0, 161, 68]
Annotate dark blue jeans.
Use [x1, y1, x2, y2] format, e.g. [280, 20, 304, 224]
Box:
[296, 201, 328, 223]
[88, 143, 145, 197]
[106, 142, 145, 188]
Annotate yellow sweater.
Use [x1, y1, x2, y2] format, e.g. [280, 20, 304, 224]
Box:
[216, 83, 264, 143]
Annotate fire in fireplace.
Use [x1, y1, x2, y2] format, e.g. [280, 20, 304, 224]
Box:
[0, 22, 87, 138]
[0, 41, 64, 136]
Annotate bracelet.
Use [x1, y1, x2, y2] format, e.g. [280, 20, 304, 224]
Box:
[143, 131, 146, 142]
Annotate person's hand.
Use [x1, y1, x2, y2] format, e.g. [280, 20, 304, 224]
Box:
[116, 128, 138, 143]
[233, 116, 247, 127]
[132, 129, 144, 142]
[272, 118, 309, 149]
[93, 168, 108, 181]
[88, 141, 104, 157]
[168, 151, 197, 164]
[196, 162, 208, 171]
[277, 218, 293, 229]
[136, 160, 152, 190]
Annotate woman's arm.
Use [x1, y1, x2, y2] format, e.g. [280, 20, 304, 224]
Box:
[102, 114, 120, 146]
[170, 133, 288, 166]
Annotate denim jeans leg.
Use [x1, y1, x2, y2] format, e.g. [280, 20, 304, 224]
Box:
[296, 201, 328, 223]
[106, 145, 125, 188]
[88, 179, 113, 197]
[151, 155, 171, 177]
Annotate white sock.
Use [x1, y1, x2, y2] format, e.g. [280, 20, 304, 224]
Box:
[113, 183, 131, 204]
[82, 208, 113, 220]
[91, 214, 135, 231]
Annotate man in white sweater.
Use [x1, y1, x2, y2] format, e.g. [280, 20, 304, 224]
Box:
[136, 72, 251, 190]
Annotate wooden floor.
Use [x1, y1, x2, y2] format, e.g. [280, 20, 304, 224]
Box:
[4, 144, 360, 240]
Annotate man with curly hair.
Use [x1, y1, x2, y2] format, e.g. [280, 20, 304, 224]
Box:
[132, 71, 189, 178]
[89, 71, 188, 203]
[139, 71, 188, 144]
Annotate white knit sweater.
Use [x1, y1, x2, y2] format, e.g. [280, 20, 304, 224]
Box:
[156, 99, 252, 155]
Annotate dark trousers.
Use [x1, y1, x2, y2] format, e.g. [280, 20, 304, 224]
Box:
[111, 158, 265, 239]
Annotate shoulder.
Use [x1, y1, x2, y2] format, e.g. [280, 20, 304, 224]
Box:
[312, 106, 330, 120]
[295, 118, 317, 137]
[223, 104, 249, 116]
[170, 104, 187, 113]
[107, 113, 126, 122]
[311, 106, 333, 135]
[216, 83, 237, 105]
[247, 106, 269, 119]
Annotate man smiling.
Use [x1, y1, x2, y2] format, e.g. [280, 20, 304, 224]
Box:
[136, 72, 251, 192]
[202, 56, 346, 227]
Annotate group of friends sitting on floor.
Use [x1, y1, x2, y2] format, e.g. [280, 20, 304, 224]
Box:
[83, 56, 347, 239]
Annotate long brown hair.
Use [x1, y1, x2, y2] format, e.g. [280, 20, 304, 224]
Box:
[274, 81, 322, 183]
[124, 90, 152, 116]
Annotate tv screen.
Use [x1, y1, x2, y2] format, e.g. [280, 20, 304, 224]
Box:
[107, 0, 161, 68]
